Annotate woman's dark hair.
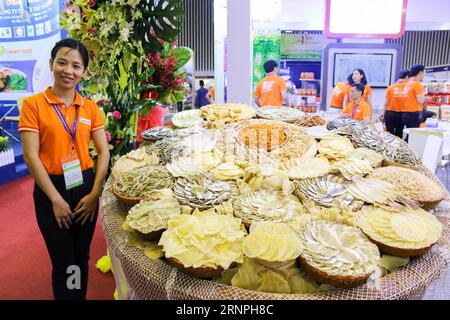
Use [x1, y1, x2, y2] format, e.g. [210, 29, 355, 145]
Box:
[50, 38, 89, 69]
[347, 69, 368, 86]
[398, 70, 410, 79]
[409, 64, 425, 77]
[351, 83, 365, 96]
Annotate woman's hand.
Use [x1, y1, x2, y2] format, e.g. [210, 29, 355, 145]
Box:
[52, 198, 73, 229]
[74, 193, 98, 225]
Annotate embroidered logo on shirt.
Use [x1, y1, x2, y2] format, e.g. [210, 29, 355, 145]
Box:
[79, 117, 91, 125]
[262, 81, 275, 93]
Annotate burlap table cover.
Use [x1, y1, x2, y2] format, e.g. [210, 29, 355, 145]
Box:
[100, 166, 450, 300]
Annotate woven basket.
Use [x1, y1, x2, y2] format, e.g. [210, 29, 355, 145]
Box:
[366, 234, 433, 257]
[135, 229, 165, 242]
[112, 184, 144, 207]
[167, 257, 225, 279]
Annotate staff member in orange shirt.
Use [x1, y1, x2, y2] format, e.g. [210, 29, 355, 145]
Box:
[384, 70, 409, 138]
[330, 81, 348, 109]
[402, 64, 426, 130]
[254, 60, 288, 108]
[342, 83, 371, 123]
[343, 69, 372, 108]
[19, 39, 110, 300]
[206, 85, 215, 104]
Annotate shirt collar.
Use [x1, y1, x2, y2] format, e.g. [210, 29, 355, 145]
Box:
[43, 87, 84, 107]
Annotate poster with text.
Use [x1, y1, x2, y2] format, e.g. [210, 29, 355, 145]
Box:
[0, 0, 61, 101]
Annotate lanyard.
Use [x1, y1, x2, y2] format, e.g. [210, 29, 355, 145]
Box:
[53, 104, 78, 150]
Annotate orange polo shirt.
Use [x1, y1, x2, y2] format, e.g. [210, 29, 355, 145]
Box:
[385, 81, 407, 112]
[330, 82, 347, 109]
[208, 86, 215, 100]
[254, 75, 287, 108]
[342, 98, 371, 122]
[403, 80, 425, 112]
[18, 87, 104, 175]
[345, 84, 372, 105]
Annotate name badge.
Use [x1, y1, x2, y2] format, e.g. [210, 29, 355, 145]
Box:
[61, 152, 84, 190]
[79, 117, 91, 125]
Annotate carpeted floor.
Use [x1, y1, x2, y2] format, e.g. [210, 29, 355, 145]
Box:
[0, 176, 116, 300]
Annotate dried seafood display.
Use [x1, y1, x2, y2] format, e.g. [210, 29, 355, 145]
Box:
[295, 175, 363, 212]
[256, 107, 304, 122]
[126, 189, 181, 240]
[243, 222, 303, 266]
[159, 211, 246, 277]
[295, 115, 327, 127]
[356, 206, 443, 256]
[145, 137, 184, 164]
[298, 220, 380, 288]
[171, 109, 204, 128]
[368, 166, 447, 208]
[111, 107, 446, 293]
[113, 165, 174, 198]
[331, 158, 373, 180]
[173, 175, 238, 210]
[201, 103, 256, 123]
[234, 190, 304, 226]
[346, 148, 384, 168]
[281, 157, 330, 179]
[318, 136, 354, 160]
[238, 123, 287, 151]
[141, 126, 175, 141]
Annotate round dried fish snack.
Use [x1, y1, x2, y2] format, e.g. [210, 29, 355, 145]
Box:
[298, 220, 380, 288]
[295, 175, 363, 211]
[201, 103, 256, 122]
[172, 109, 204, 128]
[346, 147, 384, 168]
[141, 126, 175, 141]
[234, 190, 304, 227]
[114, 165, 174, 198]
[356, 206, 443, 257]
[173, 175, 238, 209]
[256, 107, 304, 122]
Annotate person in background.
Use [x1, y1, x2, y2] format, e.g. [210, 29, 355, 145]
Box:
[402, 64, 426, 131]
[206, 85, 215, 104]
[330, 80, 349, 109]
[254, 60, 288, 108]
[343, 69, 372, 108]
[341, 83, 371, 123]
[194, 80, 209, 108]
[384, 70, 409, 138]
[19, 38, 110, 300]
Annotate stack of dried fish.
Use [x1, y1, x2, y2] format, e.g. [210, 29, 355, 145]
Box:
[114, 165, 174, 198]
[326, 118, 359, 130]
[295, 115, 327, 127]
[173, 175, 238, 210]
[141, 126, 175, 141]
[295, 175, 363, 211]
[145, 137, 184, 164]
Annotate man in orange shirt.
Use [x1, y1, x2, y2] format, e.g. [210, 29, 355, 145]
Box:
[330, 81, 348, 109]
[254, 60, 287, 108]
[384, 70, 409, 138]
[402, 64, 426, 130]
[342, 84, 371, 123]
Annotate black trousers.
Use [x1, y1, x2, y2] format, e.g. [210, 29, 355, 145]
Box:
[384, 110, 404, 139]
[33, 168, 98, 300]
[402, 111, 422, 129]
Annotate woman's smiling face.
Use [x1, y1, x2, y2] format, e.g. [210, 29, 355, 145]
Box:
[50, 47, 85, 90]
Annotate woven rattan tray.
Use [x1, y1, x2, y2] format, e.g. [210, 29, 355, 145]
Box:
[100, 166, 450, 300]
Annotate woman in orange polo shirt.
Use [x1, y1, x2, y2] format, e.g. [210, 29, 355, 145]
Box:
[18, 39, 110, 300]
[343, 69, 372, 108]
[342, 83, 371, 123]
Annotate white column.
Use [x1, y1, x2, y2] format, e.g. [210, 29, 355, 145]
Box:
[213, 0, 227, 104]
[226, 0, 253, 105]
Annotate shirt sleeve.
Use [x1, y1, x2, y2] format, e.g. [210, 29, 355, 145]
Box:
[415, 82, 425, 95]
[18, 99, 40, 134]
[91, 102, 105, 132]
[254, 82, 261, 98]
